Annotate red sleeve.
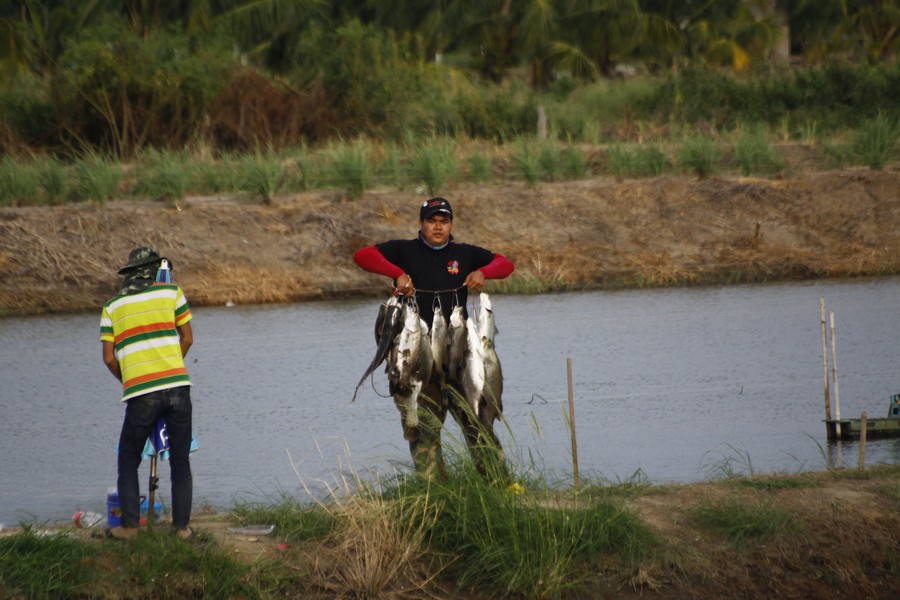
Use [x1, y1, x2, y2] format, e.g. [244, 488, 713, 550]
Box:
[478, 253, 514, 280]
[354, 246, 405, 279]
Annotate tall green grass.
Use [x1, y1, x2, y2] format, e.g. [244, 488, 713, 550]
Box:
[0, 156, 38, 206]
[733, 126, 786, 176]
[133, 148, 192, 203]
[325, 138, 372, 199]
[74, 153, 121, 205]
[238, 148, 284, 203]
[852, 111, 900, 170]
[678, 134, 721, 178]
[408, 136, 458, 196]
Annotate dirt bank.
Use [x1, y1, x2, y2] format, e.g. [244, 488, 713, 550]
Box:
[1, 168, 899, 315]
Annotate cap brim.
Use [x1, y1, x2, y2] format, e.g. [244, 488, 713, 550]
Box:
[423, 208, 453, 219]
[117, 256, 162, 274]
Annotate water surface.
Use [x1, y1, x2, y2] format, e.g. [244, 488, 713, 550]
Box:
[1, 277, 898, 526]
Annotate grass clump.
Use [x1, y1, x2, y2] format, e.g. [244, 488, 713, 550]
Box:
[231, 491, 335, 541]
[733, 126, 785, 176]
[325, 138, 372, 199]
[0, 527, 96, 598]
[852, 111, 900, 170]
[0, 156, 38, 207]
[133, 148, 192, 203]
[408, 136, 458, 196]
[678, 134, 721, 179]
[74, 152, 121, 205]
[385, 459, 655, 599]
[35, 156, 70, 205]
[238, 148, 284, 203]
[685, 497, 801, 544]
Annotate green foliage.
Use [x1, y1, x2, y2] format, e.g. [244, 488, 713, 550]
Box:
[57, 14, 235, 158]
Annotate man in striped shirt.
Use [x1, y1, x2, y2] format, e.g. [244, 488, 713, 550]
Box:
[100, 247, 194, 540]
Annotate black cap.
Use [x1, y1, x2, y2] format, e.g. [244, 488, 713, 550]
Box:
[420, 197, 453, 220]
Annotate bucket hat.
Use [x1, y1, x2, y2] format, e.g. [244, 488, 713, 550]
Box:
[117, 247, 167, 274]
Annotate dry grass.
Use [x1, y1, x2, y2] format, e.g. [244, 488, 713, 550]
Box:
[1, 169, 899, 315]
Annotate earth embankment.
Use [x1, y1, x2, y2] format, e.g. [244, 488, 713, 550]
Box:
[1, 168, 899, 315]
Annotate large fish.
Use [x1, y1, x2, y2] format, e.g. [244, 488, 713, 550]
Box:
[459, 316, 485, 418]
[446, 305, 466, 385]
[478, 293, 503, 427]
[430, 309, 448, 392]
[389, 305, 433, 429]
[352, 296, 402, 402]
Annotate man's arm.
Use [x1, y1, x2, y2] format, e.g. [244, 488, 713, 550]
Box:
[354, 246, 415, 296]
[178, 322, 193, 358]
[354, 246, 404, 278]
[464, 253, 514, 291]
[102, 340, 122, 382]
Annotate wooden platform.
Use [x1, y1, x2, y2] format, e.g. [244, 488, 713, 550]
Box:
[825, 417, 900, 440]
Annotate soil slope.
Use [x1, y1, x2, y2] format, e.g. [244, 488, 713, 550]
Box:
[1, 168, 899, 315]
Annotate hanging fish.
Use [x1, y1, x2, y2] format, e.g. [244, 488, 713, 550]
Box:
[351, 296, 402, 402]
[446, 305, 466, 386]
[430, 308, 449, 394]
[459, 316, 485, 418]
[389, 304, 432, 429]
[479, 293, 503, 428]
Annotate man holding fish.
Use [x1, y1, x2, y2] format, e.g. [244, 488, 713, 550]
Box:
[354, 197, 514, 477]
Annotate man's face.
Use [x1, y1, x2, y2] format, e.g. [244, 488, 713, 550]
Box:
[420, 214, 453, 246]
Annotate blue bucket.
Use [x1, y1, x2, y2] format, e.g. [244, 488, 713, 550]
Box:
[140, 498, 164, 524]
[106, 491, 150, 527]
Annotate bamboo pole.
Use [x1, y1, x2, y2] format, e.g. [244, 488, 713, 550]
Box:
[567, 358, 579, 491]
[830, 310, 842, 438]
[820, 299, 833, 437]
[858, 411, 867, 469]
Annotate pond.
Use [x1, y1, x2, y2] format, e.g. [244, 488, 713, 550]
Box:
[1, 277, 898, 527]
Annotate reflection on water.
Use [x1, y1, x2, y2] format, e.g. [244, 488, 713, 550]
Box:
[1, 277, 899, 525]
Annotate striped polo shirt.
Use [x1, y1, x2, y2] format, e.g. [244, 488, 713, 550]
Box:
[100, 283, 193, 402]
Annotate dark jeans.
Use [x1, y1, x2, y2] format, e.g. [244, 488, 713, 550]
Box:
[117, 386, 193, 529]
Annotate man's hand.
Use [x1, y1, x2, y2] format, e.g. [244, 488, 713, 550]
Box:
[464, 269, 485, 292]
[397, 273, 415, 296]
